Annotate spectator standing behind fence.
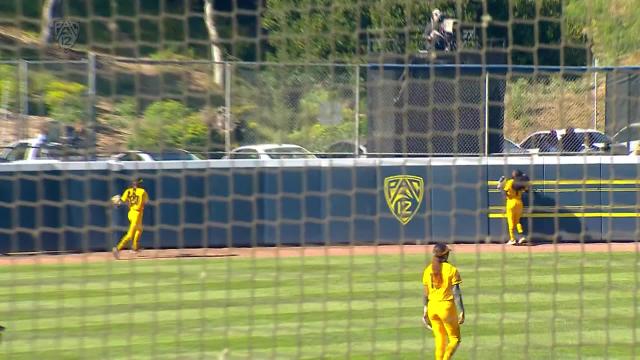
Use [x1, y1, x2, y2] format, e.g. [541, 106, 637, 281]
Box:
[540, 130, 559, 152]
[425, 9, 446, 51]
[33, 126, 48, 159]
[560, 128, 582, 152]
[71, 125, 87, 148]
[581, 134, 599, 153]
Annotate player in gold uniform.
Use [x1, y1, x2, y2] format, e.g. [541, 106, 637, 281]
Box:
[422, 243, 465, 360]
[112, 178, 148, 259]
[497, 169, 529, 245]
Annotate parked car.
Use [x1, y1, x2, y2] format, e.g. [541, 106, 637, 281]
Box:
[556, 129, 627, 154]
[519, 131, 560, 153]
[0, 138, 91, 163]
[227, 144, 316, 160]
[520, 129, 623, 154]
[319, 141, 367, 158]
[110, 149, 201, 162]
[502, 138, 527, 154]
[611, 123, 640, 153]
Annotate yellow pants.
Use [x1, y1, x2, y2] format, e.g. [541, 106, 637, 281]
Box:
[428, 300, 460, 360]
[117, 210, 143, 251]
[506, 200, 524, 241]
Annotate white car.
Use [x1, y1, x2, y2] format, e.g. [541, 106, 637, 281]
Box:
[0, 138, 62, 163]
[110, 150, 201, 162]
[519, 131, 561, 153]
[502, 138, 527, 154]
[519, 129, 622, 154]
[611, 123, 640, 154]
[227, 144, 316, 160]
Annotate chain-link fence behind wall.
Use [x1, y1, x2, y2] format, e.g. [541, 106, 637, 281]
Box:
[498, 69, 604, 154]
[0, 59, 94, 160]
[366, 64, 604, 156]
[0, 60, 93, 141]
[0, 61, 621, 160]
[229, 63, 362, 158]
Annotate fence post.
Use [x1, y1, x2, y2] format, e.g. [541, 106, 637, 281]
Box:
[1, 62, 17, 140]
[19, 60, 28, 140]
[593, 59, 598, 130]
[354, 64, 360, 157]
[484, 71, 489, 156]
[87, 52, 97, 157]
[224, 62, 231, 155]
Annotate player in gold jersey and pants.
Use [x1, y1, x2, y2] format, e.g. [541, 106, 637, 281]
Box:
[112, 178, 148, 259]
[497, 169, 529, 245]
[422, 243, 465, 360]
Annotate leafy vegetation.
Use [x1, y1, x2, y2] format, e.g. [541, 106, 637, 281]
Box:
[43, 80, 87, 124]
[128, 100, 208, 151]
[0, 64, 18, 111]
[3, 1, 637, 65]
[101, 98, 218, 152]
[262, 0, 591, 66]
[504, 74, 604, 142]
[105, 97, 137, 130]
[0, 65, 91, 129]
[262, 0, 470, 62]
[149, 45, 197, 61]
[565, 0, 640, 65]
[232, 66, 362, 151]
[2, 0, 638, 152]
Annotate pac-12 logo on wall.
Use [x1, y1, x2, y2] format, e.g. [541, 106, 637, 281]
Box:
[384, 175, 425, 225]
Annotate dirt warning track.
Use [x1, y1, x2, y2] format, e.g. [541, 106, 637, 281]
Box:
[0, 242, 637, 265]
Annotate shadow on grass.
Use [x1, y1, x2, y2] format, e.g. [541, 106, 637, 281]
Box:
[122, 252, 239, 261]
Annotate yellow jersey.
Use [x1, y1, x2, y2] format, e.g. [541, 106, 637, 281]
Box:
[120, 187, 148, 212]
[422, 262, 462, 302]
[503, 178, 524, 202]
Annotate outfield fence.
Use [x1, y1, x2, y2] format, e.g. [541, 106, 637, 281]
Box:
[1, 156, 639, 254]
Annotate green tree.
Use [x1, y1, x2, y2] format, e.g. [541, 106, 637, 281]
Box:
[233, 67, 363, 151]
[166, 114, 209, 149]
[287, 87, 359, 151]
[263, 0, 455, 61]
[288, 116, 367, 152]
[129, 99, 208, 151]
[368, 0, 474, 54]
[130, 99, 189, 149]
[263, 0, 362, 62]
[43, 81, 87, 124]
[263, 0, 590, 66]
[565, 0, 640, 65]
[0, 64, 18, 111]
[29, 71, 56, 96]
[232, 66, 308, 144]
[105, 97, 137, 130]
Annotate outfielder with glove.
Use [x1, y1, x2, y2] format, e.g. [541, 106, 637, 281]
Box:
[422, 243, 465, 360]
[112, 178, 148, 259]
[497, 169, 530, 245]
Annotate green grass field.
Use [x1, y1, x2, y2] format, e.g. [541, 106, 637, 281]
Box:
[1, 251, 639, 359]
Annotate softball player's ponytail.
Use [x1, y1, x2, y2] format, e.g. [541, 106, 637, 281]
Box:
[431, 243, 451, 285]
[432, 256, 442, 277]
